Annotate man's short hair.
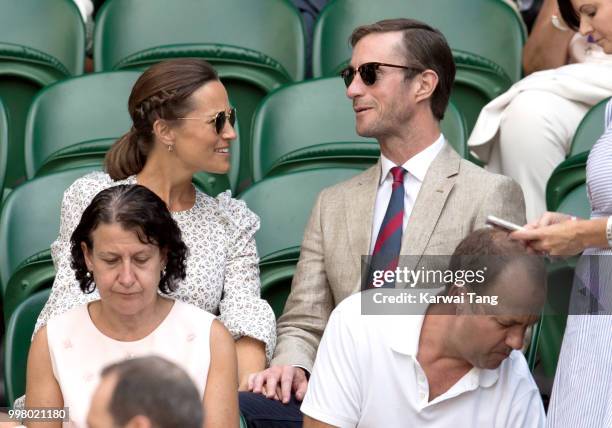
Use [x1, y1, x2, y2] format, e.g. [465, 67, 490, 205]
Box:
[101, 356, 202, 428]
[350, 18, 456, 121]
[447, 228, 546, 295]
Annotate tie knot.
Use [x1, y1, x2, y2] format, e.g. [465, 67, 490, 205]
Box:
[390, 166, 406, 183]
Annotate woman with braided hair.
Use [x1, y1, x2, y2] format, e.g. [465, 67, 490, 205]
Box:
[31, 58, 275, 392]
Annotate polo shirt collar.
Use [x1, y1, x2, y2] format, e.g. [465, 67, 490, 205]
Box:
[385, 314, 500, 390]
[379, 133, 446, 185]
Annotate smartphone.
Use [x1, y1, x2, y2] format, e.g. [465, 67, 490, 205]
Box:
[485, 215, 525, 232]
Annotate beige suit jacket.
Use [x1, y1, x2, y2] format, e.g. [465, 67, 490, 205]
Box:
[271, 144, 526, 370]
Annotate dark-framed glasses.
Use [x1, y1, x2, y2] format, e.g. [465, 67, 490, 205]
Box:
[177, 107, 236, 134]
[340, 62, 422, 87]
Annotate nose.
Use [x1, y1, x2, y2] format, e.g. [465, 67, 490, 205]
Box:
[505, 326, 525, 351]
[221, 120, 237, 141]
[579, 18, 594, 37]
[346, 70, 365, 100]
[118, 261, 136, 287]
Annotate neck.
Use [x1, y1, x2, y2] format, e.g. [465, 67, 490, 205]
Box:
[137, 148, 194, 211]
[417, 304, 470, 367]
[378, 111, 440, 165]
[90, 297, 171, 341]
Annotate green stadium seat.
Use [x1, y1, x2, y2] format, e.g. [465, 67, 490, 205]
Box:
[311, 0, 524, 132]
[0, 167, 96, 323]
[94, 0, 306, 188]
[24, 71, 238, 195]
[241, 168, 365, 316]
[0, 0, 86, 191]
[3, 288, 51, 406]
[546, 152, 588, 212]
[239, 167, 362, 260]
[0, 97, 8, 203]
[259, 247, 300, 318]
[568, 97, 610, 158]
[251, 77, 467, 182]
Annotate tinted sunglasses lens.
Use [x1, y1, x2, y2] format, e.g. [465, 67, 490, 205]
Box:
[214, 112, 226, 134]
[341, 67, 355, 87]
[360, 63, 377, 85]
[228, 108, 236, 127]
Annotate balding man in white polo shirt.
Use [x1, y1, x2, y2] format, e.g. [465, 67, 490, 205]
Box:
[302, 228, 547, 428]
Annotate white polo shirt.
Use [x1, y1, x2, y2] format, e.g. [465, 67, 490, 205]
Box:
[301, 292, 546, 428]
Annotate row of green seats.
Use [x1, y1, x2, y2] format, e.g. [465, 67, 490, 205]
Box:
[1, 0, 526, 193]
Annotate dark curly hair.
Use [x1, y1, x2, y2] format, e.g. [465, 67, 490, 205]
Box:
[70, 184, 188, 294]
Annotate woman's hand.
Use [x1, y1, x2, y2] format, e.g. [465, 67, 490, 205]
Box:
[511, 220, 584, 256]
[524, 211, 574, 229]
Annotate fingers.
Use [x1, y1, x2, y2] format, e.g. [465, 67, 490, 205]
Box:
[294, 376, 309, 401]
[509, 228, 540, 242]
[280, 368, 295, 403]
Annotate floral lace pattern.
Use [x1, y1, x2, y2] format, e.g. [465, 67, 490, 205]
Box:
[34, 171, 276, 361]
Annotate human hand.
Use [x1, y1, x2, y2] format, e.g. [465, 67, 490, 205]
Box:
[247, 365, 308, 404]
[510, 220, 584, 256]
[524, 212, 574, 230]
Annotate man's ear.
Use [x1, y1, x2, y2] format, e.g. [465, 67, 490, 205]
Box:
[125, 415, 153, 428]
[152, 119, 176, 151]
[81, 242, 94, 272]
[414, 69, 439, 103]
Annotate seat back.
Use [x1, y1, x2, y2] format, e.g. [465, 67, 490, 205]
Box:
[0, 0, 86, 190]
[546, 152, 588, 212]
[312, 0, 525, 82]
[0, 97, 8, 201]
[0, 167, 95, 295]
[239, 168, 362, 259]
[3, 288, 51, 406]
[25, 71, 140, 177]
[569, 97, 610, 158]
[251, 77, 467, 181]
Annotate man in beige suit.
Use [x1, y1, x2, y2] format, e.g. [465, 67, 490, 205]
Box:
[241, 18, 526, 427]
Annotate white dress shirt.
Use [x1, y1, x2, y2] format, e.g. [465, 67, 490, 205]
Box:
[301, 292, 546, 428]
[369, 134, 446, 253]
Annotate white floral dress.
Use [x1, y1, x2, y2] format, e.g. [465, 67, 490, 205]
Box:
[34, 171, 276, 360]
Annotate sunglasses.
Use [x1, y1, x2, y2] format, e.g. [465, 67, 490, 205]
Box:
[177, 107, 237, 134]
[340, 62, 422, 87]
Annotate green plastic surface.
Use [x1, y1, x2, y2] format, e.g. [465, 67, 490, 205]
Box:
[251, 77, 467, 182]
[0, 167, 96, 296]
[569, 97, 610, 158]
[239, 167, 362, 259]
[3, 288, 51, 406]
[312, 0, 525, 82]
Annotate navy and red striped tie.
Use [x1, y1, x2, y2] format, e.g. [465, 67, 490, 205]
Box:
[368, 166, 406, 288]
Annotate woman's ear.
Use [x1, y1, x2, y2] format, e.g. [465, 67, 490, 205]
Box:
[81, 242, 94, 272]
[152, 119, 176, 150]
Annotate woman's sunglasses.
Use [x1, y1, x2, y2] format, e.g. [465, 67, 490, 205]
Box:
[340, 62, 423, 87]
[177, 107, 237, 134]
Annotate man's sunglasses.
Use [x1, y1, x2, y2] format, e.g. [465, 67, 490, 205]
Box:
[177, 107, 237, 134]
[340, 62, 422, 87]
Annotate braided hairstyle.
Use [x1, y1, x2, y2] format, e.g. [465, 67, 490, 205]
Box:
[105, 59, 219, 180]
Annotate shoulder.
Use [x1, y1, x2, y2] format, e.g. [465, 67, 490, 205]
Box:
[456, 159, 521, 192]
[314, 165, 377, 203]
[46, 304, 88, 335]
[172, 299, 216, 325]
[499, 351, 539, 391]
[199, 190, 260, 231]
[62, 171, 118, 206]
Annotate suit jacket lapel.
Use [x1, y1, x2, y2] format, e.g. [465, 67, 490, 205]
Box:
[345, 161, 380, 259]
[400, 144, 460, 267]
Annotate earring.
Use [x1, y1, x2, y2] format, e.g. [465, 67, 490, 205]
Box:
[161, 266, 167, 277]
[86, 271, 92, 278]
[167, 144, 174, 152]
